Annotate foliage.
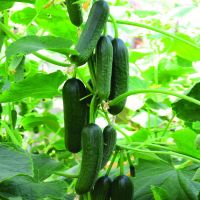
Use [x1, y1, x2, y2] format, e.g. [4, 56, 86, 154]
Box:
[0, 0, 200, 199]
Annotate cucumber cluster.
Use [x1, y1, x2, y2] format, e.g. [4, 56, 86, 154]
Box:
[63, 0, 132, 198]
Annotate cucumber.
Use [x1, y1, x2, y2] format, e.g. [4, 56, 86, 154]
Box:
[91, 175, 112, 200]
[129, 165, 135, 177]
[11, 109, 17, 129]
[111, 175, 134, 200]
[0, 17, 5, 52]
[75, 123, 103, 194]
[96, 36, 113, 100]
[101, 125, 116, 168]
[70, 0, 109, 66]
[62, 78, 87, 153]
[0, 104, 2, 119]
[109, 38, 129, 115]
[66, 0, 83, 27]
[19, 102, 28, 116]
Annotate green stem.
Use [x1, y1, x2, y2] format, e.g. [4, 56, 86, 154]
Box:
[126, 152, 133, 166]
[89, 95, 97, 123]
[114, 124, 131, 142]
[109, 14, 119, 38]
[101, 107, 112, 124]
[54, 171, 79, 178]
[0, 21, 70, 67]
[109, 19, 200, 50]
[120, 150, 124, 175]
[161, 113, 175, 137]
[87, 193, 91, 200]
[117, 144, 200, 163]
[109, 89, 200, 107]
[106, 150, 118, 175]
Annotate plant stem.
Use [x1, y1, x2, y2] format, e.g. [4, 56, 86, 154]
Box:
[106, 150, 118, 175]
[109, 89, 200, 107]
[161, 113, 175, 137]
[113, 124, 131, 142]
[54, 171, 79, 178]
[126, 152, 133, 166]
[89, 95, 97, 123]
[109, 14, 119, 38]
[117, 144, 200, 163]
[109, 19, 200, 50]
[0, 21, 70, 67]
[120, 150, 124, 175]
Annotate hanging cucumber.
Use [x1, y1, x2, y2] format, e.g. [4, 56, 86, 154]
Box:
[62, 78, 87, 153]
[96, 36, 113, 100]
[70, 0, 109, 66]
[109, 38, 129, 115]
[129, 165, 135, 177]
[11, 109, 17, 129]
[91, 175, 112, 200]
[101, 125, 116, 168]
[66, 0, 83, 27]
[111, 175, 134, 200]
[75, 123, 103, 194]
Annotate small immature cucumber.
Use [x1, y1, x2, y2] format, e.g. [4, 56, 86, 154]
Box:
[70, 0, 109, 66]
[62, 78, 87, 153]
[111, 175, 134, 200]
[91, 175, 112, 200]
[66, 0, 83, 27]
[109, 38, 129, 115]
[75, 123, 103, 194]
[0, 17, 5, 52]
[129, 165, 135, 177]
[11, 109, 17, 129]
[96, 36, 113, 100]
[101, 125, 116, 168]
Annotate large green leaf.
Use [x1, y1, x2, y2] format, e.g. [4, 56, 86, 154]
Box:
[6, 36, 75, 59]
[0, 143, 33, 182]
[133, 159, 200, 200]
[172, 129, 200, 159]
[0, 71, 65, 103]
[0, 0, 35, 3]
[0, 1, 14, 11]
[32, 154, 63, 182]
[0, 176, 67, 200]
[11, 7, 37, 25]
[22, 113, 60, 132]
[162, 33, 200, 62]
[172, 82, 200, 122]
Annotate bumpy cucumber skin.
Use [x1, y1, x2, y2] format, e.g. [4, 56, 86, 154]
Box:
[101, 125, 116, 168]
[70, 0, 109, 66]
[111, 175, 134, 200]
[66, 0, 83, 27]
[109, 38, 129, 115]
[75, 123, 103, 194]
[96, 36, 113, 100]
[62, 78, 87, 153]
[91, 175, 112, 200]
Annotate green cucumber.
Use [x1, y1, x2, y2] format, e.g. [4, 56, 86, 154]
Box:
[19, 102, 28, 116]
[0, 17, 5, 52]
[75, 123, 103, 194]
[62, 78, 87, 153]
[0, 104, 2, 119]
[66, 0, 83, 27]
[91, 175, 112, 200]
[96, 36, 113, 100]
[109, 38, 129, 115]
[101, 125, 116, 168]
[70, 0, 109, 66]
[11, 109, 17, 129]
[129, 165, 135, 177]
[111, 175, 134, 200]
